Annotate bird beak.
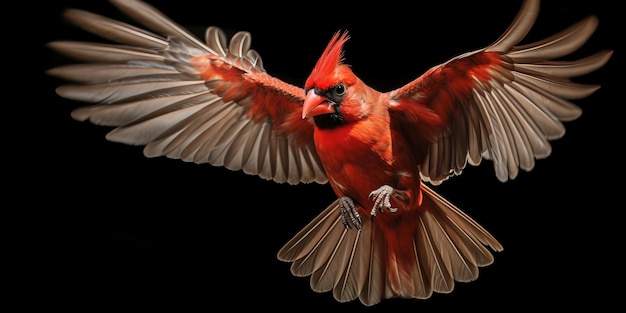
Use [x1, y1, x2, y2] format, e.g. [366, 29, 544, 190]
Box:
[302, 89, 334, 119]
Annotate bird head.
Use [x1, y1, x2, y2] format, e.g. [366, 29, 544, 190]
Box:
[302, 31, 359, 129]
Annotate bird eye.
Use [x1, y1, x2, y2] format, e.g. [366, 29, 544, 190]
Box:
[333, 83, 346, 97]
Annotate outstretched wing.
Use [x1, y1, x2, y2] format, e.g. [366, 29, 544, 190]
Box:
[47, 0, 327, 185]
[388, 0, 612, 184]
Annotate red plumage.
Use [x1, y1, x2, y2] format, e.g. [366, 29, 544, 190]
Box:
[305, 31, 350, 91]
[47, 0, 612, 306]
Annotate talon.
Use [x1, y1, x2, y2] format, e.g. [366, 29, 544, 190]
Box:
[340, 205, 350, 229]
[369, 185, 400, 217]
[370, 206, 377, 218]
[339, 196, 361, 230]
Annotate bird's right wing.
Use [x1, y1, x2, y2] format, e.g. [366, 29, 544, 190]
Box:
[47, 0, 328, 185]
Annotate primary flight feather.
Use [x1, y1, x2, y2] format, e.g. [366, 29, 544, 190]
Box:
[47, 0, 612, 306]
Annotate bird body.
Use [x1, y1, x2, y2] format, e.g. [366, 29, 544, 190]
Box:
[47, 0, 612, 306]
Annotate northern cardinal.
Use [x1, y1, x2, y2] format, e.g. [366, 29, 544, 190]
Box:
[47, 0, 611, 306]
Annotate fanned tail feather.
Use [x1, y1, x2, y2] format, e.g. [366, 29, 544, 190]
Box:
[278, 185, 502, 306]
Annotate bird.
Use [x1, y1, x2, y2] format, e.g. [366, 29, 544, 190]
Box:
[46, 0, 612, 306]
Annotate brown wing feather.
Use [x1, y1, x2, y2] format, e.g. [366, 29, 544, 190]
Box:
[47, 0, 327, 185]
[388, 0, 612, 184]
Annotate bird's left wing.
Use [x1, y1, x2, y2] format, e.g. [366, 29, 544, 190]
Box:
[47, 0, 327, 185]
[387, 0, 611, 184]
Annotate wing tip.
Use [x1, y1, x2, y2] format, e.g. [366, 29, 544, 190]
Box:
[486, 0, 541, 52]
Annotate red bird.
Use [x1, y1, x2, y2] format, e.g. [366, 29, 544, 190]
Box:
[47, 0, 611, 306]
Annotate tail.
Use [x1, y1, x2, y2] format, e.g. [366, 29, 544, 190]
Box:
[277, 185, 503, 306]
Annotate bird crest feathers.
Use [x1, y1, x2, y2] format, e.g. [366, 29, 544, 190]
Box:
[305, 31, 350, 90]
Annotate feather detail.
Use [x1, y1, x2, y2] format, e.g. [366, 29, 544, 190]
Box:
[228, 31, 252, 58]
[204, 26, 228, 57]
[47, 41, 165, 63]
[514, 50, 613, 78]
[487, 0, 540, 52]
[109, 0, 212, 53]
[506, 16, 599, 62]
[46, 64, 181, 84]
[278, 185, 502, 306]
[61, 8, 168, 49]
[389, 0, 611, 184]
[56, 81, 206, 104]
[48, 0, 325, 185]
[305, 31, 350, 90]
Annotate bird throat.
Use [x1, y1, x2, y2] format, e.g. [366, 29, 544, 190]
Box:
[313, 113, 346, 129]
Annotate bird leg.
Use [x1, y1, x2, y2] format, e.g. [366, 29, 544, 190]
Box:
[339, 196, 362, 230]
[368, 185, 409, 218]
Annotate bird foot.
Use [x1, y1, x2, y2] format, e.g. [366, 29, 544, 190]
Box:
[368, 185, 407, 218]
[339, 196, 362, 230]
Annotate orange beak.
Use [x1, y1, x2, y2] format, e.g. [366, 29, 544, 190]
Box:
[302, 89, 335, 119]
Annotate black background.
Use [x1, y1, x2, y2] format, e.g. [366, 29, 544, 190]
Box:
[24, 0, 622, 311]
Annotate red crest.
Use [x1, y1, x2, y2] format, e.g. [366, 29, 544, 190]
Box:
[305, 31, 350, 90]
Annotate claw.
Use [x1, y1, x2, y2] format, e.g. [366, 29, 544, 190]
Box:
[368, 185, 399, 218]
[339, 196, 362, 230]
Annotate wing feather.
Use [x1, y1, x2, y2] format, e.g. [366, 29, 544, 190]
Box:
[389, 0, 611, 183]
[204, 26, 228, 57]
[107, 101, 206, 145]
[47, 41, 165, 63]
[487, 0, 539, 52]
[47, 64, 180, 83]
[506, 16, 600, 62]
[48, 0, 326, 185]
[61, 8, 168, 49]
[228, 31, 252, 58]
[109, 0, 212, 53]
